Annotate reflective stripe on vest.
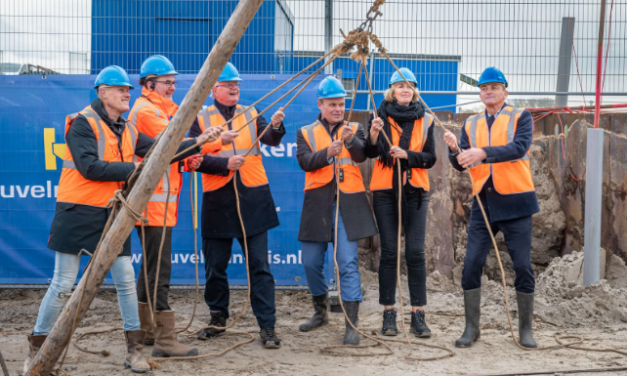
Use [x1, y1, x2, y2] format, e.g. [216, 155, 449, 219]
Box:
[300, 120, 365, 193]
[465, 106, 535, 195]
[198, 104, 268, 191]
[468, 107, 529, 167]
[129, 97, 181, 227]
[57, 106, 139, 207]
[370, 114, 433, 191]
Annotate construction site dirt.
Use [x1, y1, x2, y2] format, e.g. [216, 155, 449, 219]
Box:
[2, 252, 627, 376]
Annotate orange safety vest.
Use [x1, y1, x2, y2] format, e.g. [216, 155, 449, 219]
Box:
[129, 90, 181, 227]
[300, 120, 366, 193]
[56, 106, 138, 208]
[370, 114, 434, 192]
[465, 106, 535, 195]
[197, 104, 268, 191]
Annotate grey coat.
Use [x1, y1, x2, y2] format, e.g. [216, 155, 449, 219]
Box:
[296, 116, 378, 242]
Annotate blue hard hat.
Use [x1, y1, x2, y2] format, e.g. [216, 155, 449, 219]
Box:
[94, 65, 134, 89]
[140, 55, 178, 78]
[478, 67, 508, 87]
[317, 77, 346, 99]
[389, 67, 418, 87]
[218, 62, 243, 82]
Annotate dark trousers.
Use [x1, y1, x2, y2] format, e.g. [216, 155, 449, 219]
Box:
[374, 190, 429, 307]
[135, 226, 172, 311]
[461, 215, 535, 293]
[202, 232, 276, 329]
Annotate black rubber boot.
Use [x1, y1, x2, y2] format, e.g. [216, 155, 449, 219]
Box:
[410, 310, 432, 338]
[260, 327, 281, 349]
[455, 288, 481, 348]
[299, 293, 329, 332]
[517, 291, 537, 348]
[197, 311, 226, 340]
[342, 301, 360, 345]
[381, 308, 398, 336]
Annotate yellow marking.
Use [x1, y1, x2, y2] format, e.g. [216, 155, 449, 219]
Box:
[44, 128, 67, 170]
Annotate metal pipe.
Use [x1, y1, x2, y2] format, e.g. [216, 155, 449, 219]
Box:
[556, 17, 575, 106]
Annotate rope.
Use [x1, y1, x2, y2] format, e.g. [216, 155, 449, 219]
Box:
[241, 56, 337, 157]
[55, 188, 143, 375]
[176, 172, 200, 334]
[151, 174, 255, 362]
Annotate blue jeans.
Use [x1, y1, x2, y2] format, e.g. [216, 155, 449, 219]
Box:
[34, 252, 140, 335]
[301, 204, 362, 302]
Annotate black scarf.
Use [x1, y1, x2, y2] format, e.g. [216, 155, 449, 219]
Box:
[375, 100, 426, 223]
[376, 100, 425, 169]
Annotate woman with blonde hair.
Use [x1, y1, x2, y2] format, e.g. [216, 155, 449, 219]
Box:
[366, 68, 437, 337]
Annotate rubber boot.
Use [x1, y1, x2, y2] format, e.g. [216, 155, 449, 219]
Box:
[517, 292, 537, 348]
[299, 293, 329, 332]
[138, 302, 155, 345]
[23, 333, 47, 374]
[152, 311, 198, 357]
[342, 301, 360, 345]
[455, 288, 481, 348]
[123, 330, 150, 373]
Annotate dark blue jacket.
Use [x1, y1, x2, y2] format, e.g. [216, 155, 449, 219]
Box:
[448, 104, 540, 223]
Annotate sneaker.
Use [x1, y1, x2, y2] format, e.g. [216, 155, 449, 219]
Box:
[381, 308, 398, 336]
[260, 327, 281, 349]
[197, 312, 226, 340]
[410, 310, 432, 338]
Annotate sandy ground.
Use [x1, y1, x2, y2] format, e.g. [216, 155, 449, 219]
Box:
[2, 253, 627, 376]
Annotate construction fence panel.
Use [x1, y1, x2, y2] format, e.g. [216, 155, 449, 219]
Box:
[1, 0, 625, 109]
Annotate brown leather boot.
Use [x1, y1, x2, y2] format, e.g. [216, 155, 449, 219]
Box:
[152, 311, 198, 358]
[124, 330, 150, 373]
[23, 333, 47, 373]
[138, 302, 155, 345]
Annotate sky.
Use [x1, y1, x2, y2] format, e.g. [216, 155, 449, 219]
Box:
[1, 0, 625, 107]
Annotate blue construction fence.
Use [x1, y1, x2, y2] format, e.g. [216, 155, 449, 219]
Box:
[0, 73, 336, 286]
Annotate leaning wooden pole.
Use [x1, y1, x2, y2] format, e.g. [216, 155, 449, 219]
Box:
[26, 1, 264, 374]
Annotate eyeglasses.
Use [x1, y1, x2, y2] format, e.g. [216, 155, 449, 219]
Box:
[216, 82, 241, 89]
[153, 80, 178, 88]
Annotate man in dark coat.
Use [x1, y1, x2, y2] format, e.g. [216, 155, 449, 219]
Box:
[295, 77, 377, 345]
[188, 62, 286, 349]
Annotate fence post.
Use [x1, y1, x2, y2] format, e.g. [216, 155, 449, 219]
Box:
[555, 17, 574, 107]
[324, 0, 333, 74]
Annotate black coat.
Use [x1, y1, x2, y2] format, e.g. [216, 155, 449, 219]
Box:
[189, 100, 285, 239]
[296, 116, 378, 242]
[48, 99, 200, 256]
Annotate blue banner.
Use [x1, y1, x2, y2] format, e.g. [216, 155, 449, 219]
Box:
[0, 74, 335, 286]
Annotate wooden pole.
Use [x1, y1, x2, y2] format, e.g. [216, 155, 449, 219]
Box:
[26, 1, 265, 374]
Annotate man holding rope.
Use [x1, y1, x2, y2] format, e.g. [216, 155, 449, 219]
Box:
[25, 65, 221, 373]
[129, 55, 237, 358]
[296, 77, 377, 345]
[443, 67, 539, 349]
[188, 62, 286, 349]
